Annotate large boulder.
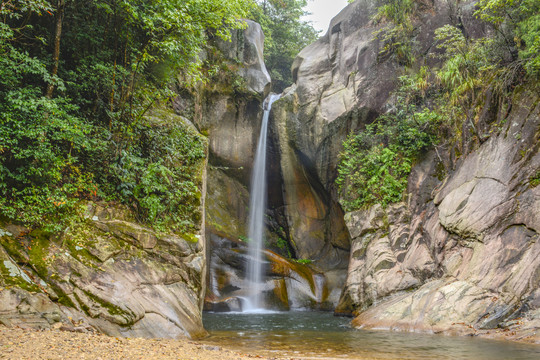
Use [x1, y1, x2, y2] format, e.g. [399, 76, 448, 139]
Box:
[215, 19, 272, 95]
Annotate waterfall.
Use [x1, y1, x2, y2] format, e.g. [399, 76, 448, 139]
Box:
[244, 93, 280, 311]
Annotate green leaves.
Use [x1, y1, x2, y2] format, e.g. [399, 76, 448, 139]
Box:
[475, 0, 540, 77]
[110, 116, 206, 233]
[518, 10, 540, 76]
[337, 73, 442, 212]
[1, 0, 252, 233]
[113, 0, 253, 84]
[0, 0, 52, 18]
[337, 141, 411, 211]
[250, 0, 319, 91]
[0, 84, 96, 231]
[337, 0, 539, 214]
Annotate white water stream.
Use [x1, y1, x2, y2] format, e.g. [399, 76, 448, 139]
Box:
[245, 93, 280, 311]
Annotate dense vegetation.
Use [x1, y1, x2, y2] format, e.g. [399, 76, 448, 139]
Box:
[0, 0, 255, 233]
[337, 0, 540, 212]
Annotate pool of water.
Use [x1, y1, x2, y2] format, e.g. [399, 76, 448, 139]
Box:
[202, 311, 540, 359]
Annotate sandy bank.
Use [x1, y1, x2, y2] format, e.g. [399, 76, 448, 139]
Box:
[0, 326, 276, 360]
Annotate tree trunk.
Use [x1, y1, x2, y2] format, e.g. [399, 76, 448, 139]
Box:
[46, 0, 65, 99]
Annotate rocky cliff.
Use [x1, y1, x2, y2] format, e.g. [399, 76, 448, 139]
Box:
[191, 20, 345, 311]
[341, 89, 539, 342]
[270, 0, 539, 342]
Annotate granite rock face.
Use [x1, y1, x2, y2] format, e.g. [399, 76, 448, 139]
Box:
[271, 0, 540, 342]
[267, 0, 483, 270]
[215, 19, 272, 95]
[271, 89, 350, 270]
[237, 20, 272, 95]
[339, 90, 540, 342]
[199, 20, 271, 180]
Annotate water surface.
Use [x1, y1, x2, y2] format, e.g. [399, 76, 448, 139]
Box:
[203, 311, 540, 359]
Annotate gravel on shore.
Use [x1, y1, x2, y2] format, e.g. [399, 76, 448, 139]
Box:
[0, 326, 277, 360]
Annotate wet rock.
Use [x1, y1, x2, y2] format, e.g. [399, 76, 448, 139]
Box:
[205, 235, 345, 311]
[271, 91, 350, 271]
[205, 167, 250, 241]
[205, 297, 243, 313]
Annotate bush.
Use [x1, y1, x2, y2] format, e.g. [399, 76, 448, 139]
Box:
[110, 117, 207, 232]
[337, 77, 441, 212]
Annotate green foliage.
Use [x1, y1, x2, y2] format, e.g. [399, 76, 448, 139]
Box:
[337, 77, 441, 211]
[294, 258, 312, 265]
[530, 171, 540, 188]
[250, 0, 319, 91]
[110, 117, 207, 232]
[275, 236, 292, 258]
[0, 0, 249, 233]
[338, 0, 539, 213]
[199, 45, 250, 95]
[373, 0, 418, 65]
[475, 0, 540, 77]
[0, 41, 97, 232]
[434, 25, 495, 104]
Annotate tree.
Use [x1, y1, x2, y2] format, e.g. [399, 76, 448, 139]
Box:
[45, 0, 65, 98]
[250, 0, 319, 92]
[475, 0, 540, 76]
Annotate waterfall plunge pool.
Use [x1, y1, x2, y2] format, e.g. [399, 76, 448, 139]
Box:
[202, 311, 540, 359]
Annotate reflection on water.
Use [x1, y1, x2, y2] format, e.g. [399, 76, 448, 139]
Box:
[202, 311, 540, 359]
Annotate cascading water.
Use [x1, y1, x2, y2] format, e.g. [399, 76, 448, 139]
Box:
[244, 93, 280, 312]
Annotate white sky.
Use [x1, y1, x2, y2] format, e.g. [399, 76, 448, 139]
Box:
[303, 0, 350, 33]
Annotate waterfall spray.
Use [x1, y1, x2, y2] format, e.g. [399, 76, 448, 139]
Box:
[244, 93, 280, 311]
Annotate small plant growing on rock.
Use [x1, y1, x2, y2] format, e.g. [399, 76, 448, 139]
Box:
[530, 171, 540, 187]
